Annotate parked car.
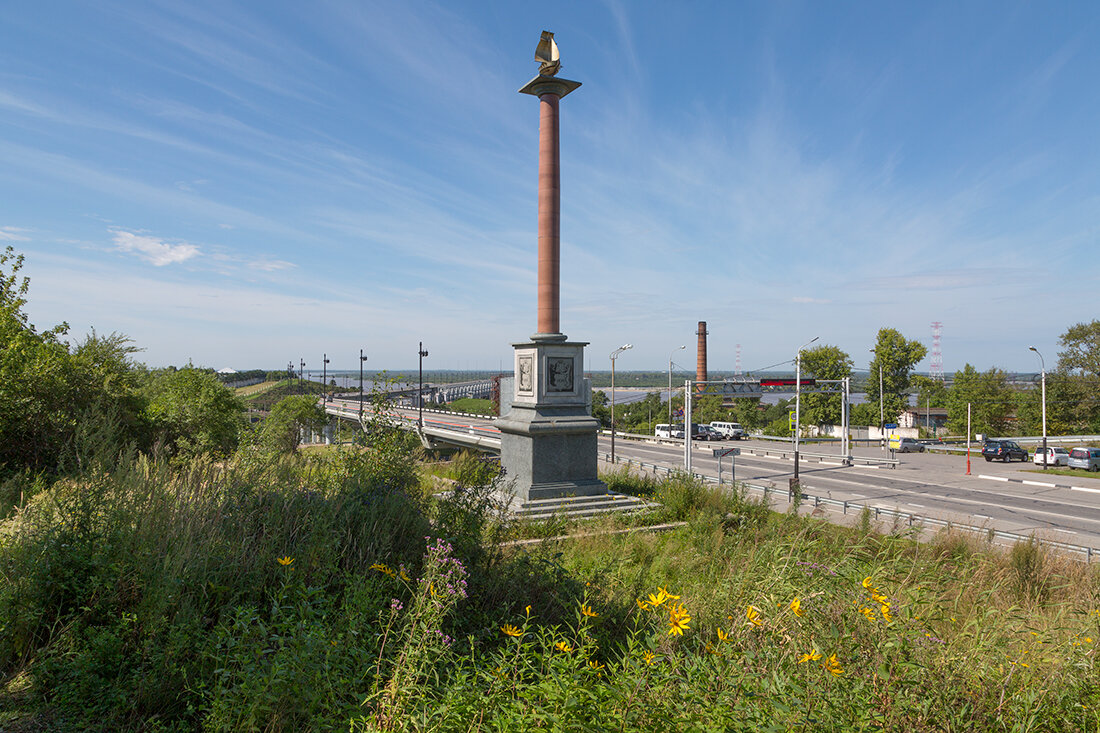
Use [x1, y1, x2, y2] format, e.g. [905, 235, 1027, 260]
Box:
[709, 421, 746, 440]
[1068, 447, 1100, 472]
[981, 439, 1028, 462]
[896, 437, 925, 453]
[655, 423, 686, 439]
[1032, 446, 1070, 466]
[689, 423, 720, 441]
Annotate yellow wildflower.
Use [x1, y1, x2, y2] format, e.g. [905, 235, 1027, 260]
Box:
[647, 589, 669, 607]
[861, 576, 874, 590]
[581, 604, 599, 618]
[500, 624, 523, 638]
[798, 650, 822, 664]
[789, 597, 804, 617]
[859, 606, 878, 622]
[642, 650, 656, 665]
[588, 660, 605, 671]
[746, 605, 763, 628]
[668, 603, 691, 636]
[880, 604, 892, 623]
[555, 641, 573, 653]
[370, 562, 395, 578]
[716, 627, 730, 642]
[658, 587, 681, 601]
[1087, 637, 1095, 644]
[277, 556, 294, 567]
[636, 598, 650, 611]
[399, 568, 411, 581]
[823, 654, 844, 676]
[525, 605, 532, 617]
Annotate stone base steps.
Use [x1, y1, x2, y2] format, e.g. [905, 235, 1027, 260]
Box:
[508, 492, 660, 521]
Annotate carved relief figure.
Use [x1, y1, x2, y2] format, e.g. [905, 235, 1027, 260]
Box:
[518, 355, 534, 392]
[547, 356, 574, 392]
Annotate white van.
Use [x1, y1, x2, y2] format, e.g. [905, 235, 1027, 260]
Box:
[655, 424, 685, 439]
[709, 421, 746, 440]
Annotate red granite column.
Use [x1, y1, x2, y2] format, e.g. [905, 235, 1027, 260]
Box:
[537, 92, 561, 336]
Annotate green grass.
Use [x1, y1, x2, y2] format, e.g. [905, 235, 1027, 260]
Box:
[1023, 466, 1100, 479]
[442, 398, 495, 416]
[3, 443, 1100, 731]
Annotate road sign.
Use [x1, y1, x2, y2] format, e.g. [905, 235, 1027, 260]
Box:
[712, 448, 740, 457]
[884, 423, 898, 429]
[788, 412, 797, 429]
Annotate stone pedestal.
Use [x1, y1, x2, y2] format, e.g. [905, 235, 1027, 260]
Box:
[496, 338, 605, 501]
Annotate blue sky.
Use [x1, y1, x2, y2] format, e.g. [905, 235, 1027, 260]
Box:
[4, 1, 1098, 374]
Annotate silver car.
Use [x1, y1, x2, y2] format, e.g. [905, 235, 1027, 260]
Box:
[1068, 447, 1100, 472]
[896, 438, 925, 453]
[1032, 447, 1070, 466]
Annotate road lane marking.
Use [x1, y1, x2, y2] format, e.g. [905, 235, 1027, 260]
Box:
[979, 474, 1010, 482]
[1022, 480, 1057, 488]
[1072, 487, 1100, 494]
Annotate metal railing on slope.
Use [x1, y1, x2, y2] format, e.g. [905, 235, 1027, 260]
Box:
[597, 452, 1100, 563]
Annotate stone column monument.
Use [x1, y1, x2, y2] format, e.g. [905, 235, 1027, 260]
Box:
[496, 32, 605, 502]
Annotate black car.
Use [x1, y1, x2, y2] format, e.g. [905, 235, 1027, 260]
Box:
[982, 439, 1028, 462]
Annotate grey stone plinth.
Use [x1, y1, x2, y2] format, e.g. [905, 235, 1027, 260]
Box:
[497, 338, 606, 501]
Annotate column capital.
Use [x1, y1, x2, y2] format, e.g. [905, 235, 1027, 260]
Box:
[518, 75, 581, 98]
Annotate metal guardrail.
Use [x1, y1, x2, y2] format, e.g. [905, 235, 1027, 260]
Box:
[598, 452, 1100, 563]
[610, 431, 898, 468]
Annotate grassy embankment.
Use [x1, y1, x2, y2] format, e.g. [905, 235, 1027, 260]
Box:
[2, 442, 1099, 731]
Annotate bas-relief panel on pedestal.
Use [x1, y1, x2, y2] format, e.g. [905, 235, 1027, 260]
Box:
[517, 355, 534, 394]
[547, 356, 574, 393]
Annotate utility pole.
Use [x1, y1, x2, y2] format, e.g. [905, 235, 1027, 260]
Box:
[322, 353, 330, 403]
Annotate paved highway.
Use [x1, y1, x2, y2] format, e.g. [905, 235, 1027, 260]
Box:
[329, 399, 1100, 552]
[610, 436, 1100, 551]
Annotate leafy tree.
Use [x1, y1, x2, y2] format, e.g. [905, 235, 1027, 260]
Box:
[911, 376, 948, 409]
[259, 394, 328, 453]
[590, 389, 611, 428]
[945, 364, 1014, 437]
[1057, 320, 1100, 377]
[867, 328, 928, 425]
[0, 247, 78, 475]
[798, 345, 852, 426]
[144, 367, 246, 458]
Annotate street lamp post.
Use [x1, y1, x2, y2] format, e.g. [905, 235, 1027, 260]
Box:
[793, 336, 819, 481]
[322, 353, 330, 402]
[418, 342, 429, 429]
[610, 344, 633, 463]
[359, 349, 368, 423]
[668, 345, 685, 426]
[1030, 346, 1047, 469]
[299, 358, 305, 395]
[869, 348, 884, 452]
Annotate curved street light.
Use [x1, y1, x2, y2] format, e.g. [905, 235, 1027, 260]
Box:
[1029, 346, 1047, 470]
[609, 344, 633, 463]
[668, 345, 685, 426]
[359, 350, 369, 423]
[793, 336, 819, 481]
[869, 347, 884, 452]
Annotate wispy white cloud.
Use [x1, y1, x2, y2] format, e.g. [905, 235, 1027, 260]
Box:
[0, 226, 31, 241]
[111, 229, 201, 266]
